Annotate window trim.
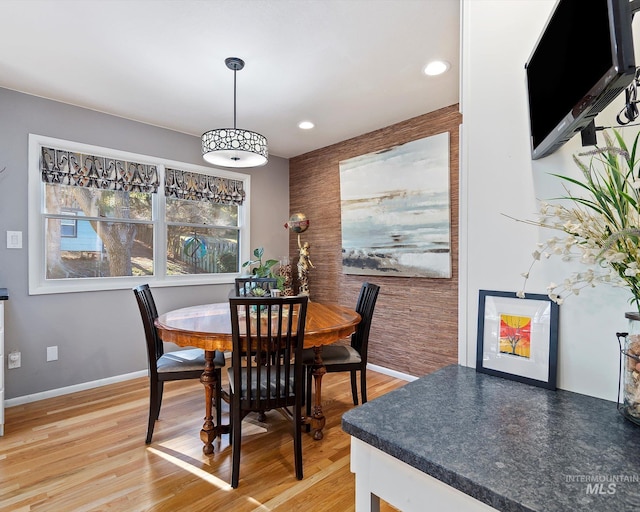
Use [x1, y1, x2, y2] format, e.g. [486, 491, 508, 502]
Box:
[28, 134, 251, 295]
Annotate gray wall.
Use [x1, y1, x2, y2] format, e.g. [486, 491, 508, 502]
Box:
[0, 87, 289, 399]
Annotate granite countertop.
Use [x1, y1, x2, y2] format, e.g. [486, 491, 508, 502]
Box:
[342, 364, 640, 512]
[0, 288, 7, 300]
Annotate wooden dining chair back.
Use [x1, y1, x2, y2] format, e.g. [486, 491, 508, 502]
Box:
[228, 295, 308, 488]
[232, 276, 283, 422]
[133, 284, 225, 444]
[304, 282, 380, 413]
[234, 277, 278, 297]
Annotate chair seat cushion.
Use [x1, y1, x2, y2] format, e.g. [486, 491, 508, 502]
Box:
[228, 367, 295, 399]
[301, 345, 362, 366]
[157, 348, 225, 373]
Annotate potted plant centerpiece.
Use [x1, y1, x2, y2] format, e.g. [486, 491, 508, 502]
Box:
[242, 247, 279, 279]
[241, 247, 285, 296]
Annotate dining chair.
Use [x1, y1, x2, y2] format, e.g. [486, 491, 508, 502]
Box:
[233, 276, 283, 422]
[304, 282, 380, 415]
[133, 284, 225, 444]
[228, 295, 309, 488]
[234, 276, 278, 297]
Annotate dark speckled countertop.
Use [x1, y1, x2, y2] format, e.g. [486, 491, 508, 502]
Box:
[342, 364, 640, 512]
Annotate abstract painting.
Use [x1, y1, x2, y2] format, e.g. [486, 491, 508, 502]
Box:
[339, 132, 450, 277]
[499, 314, 532, 358]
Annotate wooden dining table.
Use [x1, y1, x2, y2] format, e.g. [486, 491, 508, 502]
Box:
[155, 300, 361, 455]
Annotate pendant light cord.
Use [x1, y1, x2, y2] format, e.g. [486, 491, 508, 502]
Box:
[233, 67, 237, 130]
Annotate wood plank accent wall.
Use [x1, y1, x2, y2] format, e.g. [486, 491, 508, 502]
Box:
[289, 104, 462, 378]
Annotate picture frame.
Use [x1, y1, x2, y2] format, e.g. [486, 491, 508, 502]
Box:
[476, 289, 559, 390]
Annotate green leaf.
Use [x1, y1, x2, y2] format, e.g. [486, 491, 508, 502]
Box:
[264, 259, 279, 268]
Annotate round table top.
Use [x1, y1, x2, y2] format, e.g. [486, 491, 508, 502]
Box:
[155, 301, 361, 351]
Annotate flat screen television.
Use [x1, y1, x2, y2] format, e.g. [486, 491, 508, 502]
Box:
[525, 0, 636, 160]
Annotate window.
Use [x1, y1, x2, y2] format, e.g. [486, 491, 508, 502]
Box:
[164, 168, 242, 276]
[28, 135, 250, 294]
[60, 209, 78, 238]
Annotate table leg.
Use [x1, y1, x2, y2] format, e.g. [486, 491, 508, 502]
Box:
[199, 350, 218, 455]
[310, 345, 327, 440]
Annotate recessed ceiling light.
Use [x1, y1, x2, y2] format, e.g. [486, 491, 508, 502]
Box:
[298, 121, 315, 130]
[423, 60, 450, 76]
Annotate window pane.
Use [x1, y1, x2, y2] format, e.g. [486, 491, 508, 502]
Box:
[167, 225, 238, 275]
[45, 219, 154, 279]
[166, 198, 238, 227]
[60, 213, 77, 237]
[44, 183, 152, 220]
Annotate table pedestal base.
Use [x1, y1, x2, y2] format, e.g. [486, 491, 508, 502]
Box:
[200, 350, 229, 455]
[304, 346, 327, 440]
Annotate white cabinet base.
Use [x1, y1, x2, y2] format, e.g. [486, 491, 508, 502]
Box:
[350, 437, 498, 512]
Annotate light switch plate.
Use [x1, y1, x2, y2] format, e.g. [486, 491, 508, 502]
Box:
[47, 346, 58, 362]
[6, 231, 22, 249]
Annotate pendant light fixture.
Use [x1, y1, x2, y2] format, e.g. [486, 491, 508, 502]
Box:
[201, 57, 268, 168]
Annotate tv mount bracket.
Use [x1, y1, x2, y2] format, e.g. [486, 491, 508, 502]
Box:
[581, 1, 640, 146]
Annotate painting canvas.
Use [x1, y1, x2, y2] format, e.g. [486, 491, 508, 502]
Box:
[339, 132, 450, 278]
[499, 314, 532, 358]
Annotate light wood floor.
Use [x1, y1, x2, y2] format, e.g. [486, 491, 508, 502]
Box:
[0, 369, 406, 511]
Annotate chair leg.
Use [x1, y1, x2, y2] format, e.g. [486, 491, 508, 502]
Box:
[146, 380, 163, 444]
[156, 381, 164, 420]
[215, 370, 222, 430]
[305, 367, 312, 432]
[350, 370, 359, 406]
[294, 406, 303, 480]
[361, 367, 368, 404]
[231, 399, 242, 488]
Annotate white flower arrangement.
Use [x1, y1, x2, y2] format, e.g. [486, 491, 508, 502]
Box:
[515, 130, 640, 313]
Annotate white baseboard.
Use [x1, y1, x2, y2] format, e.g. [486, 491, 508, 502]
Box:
[367, 363, 417, 382]
[5, 370, 148, 407]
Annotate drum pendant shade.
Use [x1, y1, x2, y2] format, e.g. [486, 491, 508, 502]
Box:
[202, 57, 268, 168]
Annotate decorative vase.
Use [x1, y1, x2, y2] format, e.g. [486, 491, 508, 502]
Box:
[279, 257, 294, 296]
[617, 312, 640, 426]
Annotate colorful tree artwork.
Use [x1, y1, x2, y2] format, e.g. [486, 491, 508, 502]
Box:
[499, 314, 531, 358]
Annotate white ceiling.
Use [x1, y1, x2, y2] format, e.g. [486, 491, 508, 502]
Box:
[0, 0, 460, 159]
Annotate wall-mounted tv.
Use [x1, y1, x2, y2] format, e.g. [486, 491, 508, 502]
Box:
[525, 0, 636, 160]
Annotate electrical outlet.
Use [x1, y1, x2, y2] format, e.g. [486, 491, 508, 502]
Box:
[8, 351, 21, 369]
[47, 346, 58, 362]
